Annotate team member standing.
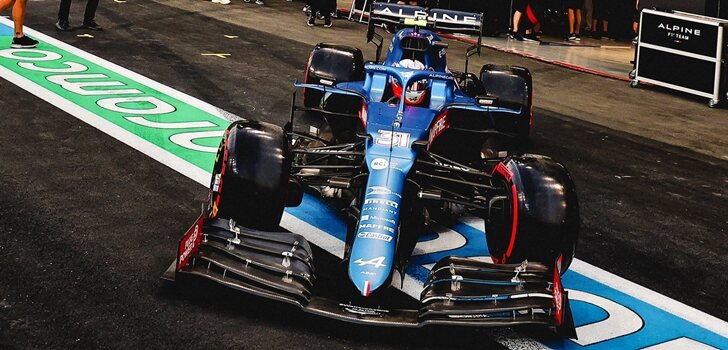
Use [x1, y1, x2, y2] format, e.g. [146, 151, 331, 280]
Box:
[0, 0, 38, 48]
[56, 0, 101, 31]
[509, 0, 541, 41]
[566, 0, 583, 41]
[307, 0, 332, 27]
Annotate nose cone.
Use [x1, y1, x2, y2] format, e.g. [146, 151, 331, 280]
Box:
[349, 255, 391, 297]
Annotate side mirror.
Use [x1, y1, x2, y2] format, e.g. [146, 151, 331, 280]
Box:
[475, 95, 523, 111]
[475, 95, 498, 106]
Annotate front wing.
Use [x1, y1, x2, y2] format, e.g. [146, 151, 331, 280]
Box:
[162, 214, 576, 336]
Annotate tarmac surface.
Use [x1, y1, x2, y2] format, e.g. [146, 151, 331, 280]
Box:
[0, 0, 726, 348]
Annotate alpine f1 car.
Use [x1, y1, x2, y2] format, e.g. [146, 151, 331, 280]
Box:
[162, 2, 578, 337]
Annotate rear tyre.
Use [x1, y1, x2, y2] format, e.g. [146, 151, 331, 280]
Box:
[486, 155, 579, 272]
[208, 120, 291, 231]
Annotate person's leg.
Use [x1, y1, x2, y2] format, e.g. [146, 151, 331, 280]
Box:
[568, 8, 575, 34]
[512, 10, 521, 33]
[83, 0, 99, 24]
[12, 0, 25, 38]
[58, 0, 72, 22]
[575, 8, 582, 34]
[0, 0, 16, 13]
[322, 0, 332, 27]
[308, 0, 321, 25]
[8, 0, 38, 48]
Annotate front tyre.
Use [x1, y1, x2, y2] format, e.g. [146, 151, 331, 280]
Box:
[208, 120, 291, 231]
[486, 155, 579, 272]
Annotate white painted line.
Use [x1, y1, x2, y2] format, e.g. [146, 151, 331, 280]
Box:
[641, 337, 719, 350]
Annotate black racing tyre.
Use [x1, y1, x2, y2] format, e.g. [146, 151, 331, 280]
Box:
[208, 120, 291, 231]
[486, 155, 579, 272]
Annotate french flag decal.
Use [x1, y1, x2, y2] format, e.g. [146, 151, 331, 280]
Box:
[363, 281, 371, 297]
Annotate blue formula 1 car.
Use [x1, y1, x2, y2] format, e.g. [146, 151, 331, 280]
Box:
[163, 2, 579, 336]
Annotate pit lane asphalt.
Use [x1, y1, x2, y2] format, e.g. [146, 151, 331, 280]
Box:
[0, 0, 726, 348]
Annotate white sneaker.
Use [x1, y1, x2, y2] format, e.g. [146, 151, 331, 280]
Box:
[255, 0, 264, 4]
[211, 0, 220, 3]
[219, 0, 231, 3]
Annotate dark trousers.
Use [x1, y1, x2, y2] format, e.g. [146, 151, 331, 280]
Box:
[58, 0, 99, 23]
[310, 0, 335, 20]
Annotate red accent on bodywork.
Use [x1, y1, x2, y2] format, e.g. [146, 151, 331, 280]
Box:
[503, 183, 519, 261]
[493, 162, 514, 182]
[177, 214, 204, 271]
[492, 162, 518, 262]
[358, 101, 368, 128]
[553, 254, 565, 326]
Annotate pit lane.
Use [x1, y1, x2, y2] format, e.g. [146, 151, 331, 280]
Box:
[0, 1, 726, 349]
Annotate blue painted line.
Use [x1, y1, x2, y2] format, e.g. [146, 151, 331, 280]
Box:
[285, 192, 347, 241]
[571, 300, 609, 328]
[0, 24, 12, 36]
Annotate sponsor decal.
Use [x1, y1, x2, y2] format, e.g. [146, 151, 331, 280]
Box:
[364, 198, 399, 209]
[373, 4, 479, 25]
[212, 173, 221, 192]
[428, 111, 449, 148]
[366, 186, 402, 198]
[365, 64, 387, 71]
[353, 256, 387, 268]
[362, 206, 398, 215]
[428, 73, 453, 80]
[177, 215, 204, 271]
[358, 223, 396, 233]
[434, 161, 471, 172]
[339, 303, 390, 316]
[370, 158, 389, 170]
[357, 231, 394, 242]
[360, 214, 397, 225]
[553, 255, 565, 326]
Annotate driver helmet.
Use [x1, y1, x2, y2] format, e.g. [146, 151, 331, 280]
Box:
[391, 59, 428, 106]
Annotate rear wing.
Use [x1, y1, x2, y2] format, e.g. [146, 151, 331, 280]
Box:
[366, 2, 483, 73]
[368, 2, 483, 35]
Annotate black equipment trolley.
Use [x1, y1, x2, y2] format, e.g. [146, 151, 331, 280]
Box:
[632, 9, 728, 107]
